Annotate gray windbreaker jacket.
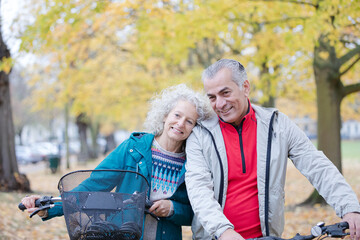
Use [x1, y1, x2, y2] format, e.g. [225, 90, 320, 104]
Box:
[185, 104, 360, 240]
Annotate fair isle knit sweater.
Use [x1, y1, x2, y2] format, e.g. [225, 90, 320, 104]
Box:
[143, 139, 186, 240]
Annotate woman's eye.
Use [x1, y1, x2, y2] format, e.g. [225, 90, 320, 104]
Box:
[187, 120, 194, 125]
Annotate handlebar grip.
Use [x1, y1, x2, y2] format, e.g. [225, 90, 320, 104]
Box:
[18, 198, 42, 211]
[18, 202, 26, 211]
[339, 221, 349, 229]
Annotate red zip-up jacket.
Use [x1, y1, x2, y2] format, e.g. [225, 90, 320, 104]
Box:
[220, 102, 262, 238]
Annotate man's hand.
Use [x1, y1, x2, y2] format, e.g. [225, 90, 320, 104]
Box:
[219, 229, 244, 240]
[149, 200, 173, 217]
[343, 212, 360, 240]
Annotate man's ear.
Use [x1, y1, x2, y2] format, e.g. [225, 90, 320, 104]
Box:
[243, 80, 250, 97]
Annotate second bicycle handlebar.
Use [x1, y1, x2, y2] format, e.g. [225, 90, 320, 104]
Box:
[248, 222, 349, 240]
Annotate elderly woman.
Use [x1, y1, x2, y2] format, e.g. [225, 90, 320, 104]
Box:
[21, 84, 212, 240]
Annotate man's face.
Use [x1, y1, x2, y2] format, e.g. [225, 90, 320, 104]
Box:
[204, 68, 250, 126]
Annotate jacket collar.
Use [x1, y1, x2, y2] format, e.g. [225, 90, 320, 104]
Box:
[131, 132, 154, 181]
[130, 132, 154, 153]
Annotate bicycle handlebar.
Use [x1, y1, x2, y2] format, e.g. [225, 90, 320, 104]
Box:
[18, 196, 62, 218]
[248, 222, 349, 240]
[18, 194, 160, 220]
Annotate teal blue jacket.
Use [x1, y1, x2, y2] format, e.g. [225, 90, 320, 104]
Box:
[46, 132, 193, 240]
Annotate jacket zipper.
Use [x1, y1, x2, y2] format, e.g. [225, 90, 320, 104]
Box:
[264, 111, 277, 236]
[202, 126, 225, 207]
[237, 119, 246, 174]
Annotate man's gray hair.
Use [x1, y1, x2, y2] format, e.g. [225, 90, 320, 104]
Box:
[201, 59, 248, 89]
[144, 84, 213, 136]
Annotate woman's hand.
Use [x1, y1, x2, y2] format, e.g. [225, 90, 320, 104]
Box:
[149, 200, 173, 217]
[21, 195, 47, 217]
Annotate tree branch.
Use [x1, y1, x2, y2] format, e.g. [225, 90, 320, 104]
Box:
[343, 22, 360, 28]
[343, 82, 360, 97]
[229, 16, 309, 26]
[249, 0, 318, 8]
[219, 39, 241, 55]
[338, 45, 360, 66]
[340, 56, 360, 76]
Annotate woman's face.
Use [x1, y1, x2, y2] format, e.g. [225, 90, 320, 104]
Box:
[162, 100, 198, 143]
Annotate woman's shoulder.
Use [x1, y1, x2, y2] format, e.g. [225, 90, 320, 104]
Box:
[116, 132, 155, 150]
[129, 132, 154, 142]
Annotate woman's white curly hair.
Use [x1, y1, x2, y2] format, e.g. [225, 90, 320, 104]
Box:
[144, 84, 213, 136]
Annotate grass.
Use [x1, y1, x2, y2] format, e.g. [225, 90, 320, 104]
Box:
[341, 140, 360, 161]
[310, 140, 360, 161]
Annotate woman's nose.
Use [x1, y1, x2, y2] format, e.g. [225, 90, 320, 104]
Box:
[177, 118, 185, 127]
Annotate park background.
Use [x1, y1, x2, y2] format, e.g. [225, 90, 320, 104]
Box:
[0, 0, 359, 239]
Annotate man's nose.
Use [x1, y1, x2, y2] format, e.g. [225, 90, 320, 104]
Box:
[216, 97, 226, 109]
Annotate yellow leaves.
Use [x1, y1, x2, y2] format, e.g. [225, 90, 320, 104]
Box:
[318, 51, 330, 60]
[0, 57, 14, 74]
[18, 0, 359, 131]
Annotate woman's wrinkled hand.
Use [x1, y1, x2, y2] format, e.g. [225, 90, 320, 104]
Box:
[149, 200, 173, 217]
[21, 195, 47, 217]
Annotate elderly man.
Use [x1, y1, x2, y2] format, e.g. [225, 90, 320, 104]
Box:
[185, 59, 360, 240]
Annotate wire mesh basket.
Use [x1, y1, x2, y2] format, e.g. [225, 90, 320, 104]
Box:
[58, 169, 149, 240]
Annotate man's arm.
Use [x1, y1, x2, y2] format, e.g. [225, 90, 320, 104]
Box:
[185, 131, 233, 239]
[284, 114, 360, 239]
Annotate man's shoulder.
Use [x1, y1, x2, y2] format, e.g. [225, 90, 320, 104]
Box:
[196, 115, 219, 131]
[252, 104, 295, 131]
[252, 104, 283, 121]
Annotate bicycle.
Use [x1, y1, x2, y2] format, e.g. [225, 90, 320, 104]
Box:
[248, 221, 349, 240]
[19, 169, 159, 240]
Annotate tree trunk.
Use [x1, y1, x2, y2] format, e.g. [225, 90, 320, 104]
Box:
[76, 113, 90, 164]
[315, 74, 342, 171]
[17, 127, 23, 145]
[0, 21, 30, 191]
[64, 102, 70, 169]
[104, 133, 117, 155]
[261, 62, 276, 108]
[89, 121, 99, 159]
[302, 36, 342, 205]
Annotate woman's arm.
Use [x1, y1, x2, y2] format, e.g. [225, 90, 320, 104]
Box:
[166, 183, 193, 226]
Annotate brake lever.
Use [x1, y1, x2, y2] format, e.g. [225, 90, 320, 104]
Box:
[144, 209, 160, 221]
[29, 204, 52, 218]
[28, 196, 54, 218]
[312, 222, 349, 238]
[322, 222, 349, 238]
[144, 197, 160, 221]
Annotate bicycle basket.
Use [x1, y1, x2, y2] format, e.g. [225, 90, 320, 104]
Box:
[58, 169, 149, 240]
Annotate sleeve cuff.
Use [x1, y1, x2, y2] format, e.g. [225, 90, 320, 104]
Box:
[339, 205, 360, 218]
[39, 209, 49, 219]
[167, 200, 174, 217]
[214, 225, 234, 239]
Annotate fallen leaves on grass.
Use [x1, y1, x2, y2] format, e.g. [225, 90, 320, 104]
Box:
[1, 158, 358, 239]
